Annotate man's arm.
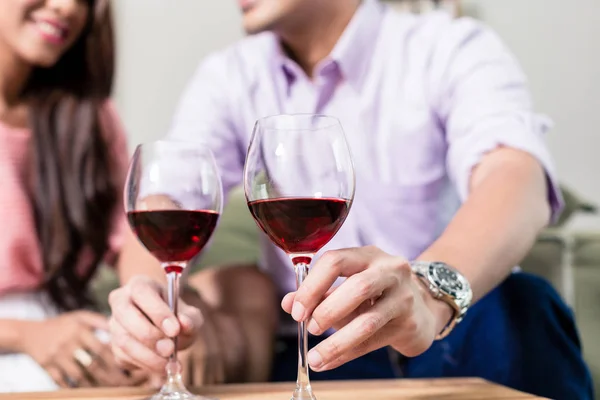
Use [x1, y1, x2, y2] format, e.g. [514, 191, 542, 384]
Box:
[283, 146, 554, 367]
[418, 147, 551, 328]
[186, 266, 278, 383]
[280, 18, 562, 369]
[282, 146, 554, 368]
[420, 18, 561, 327]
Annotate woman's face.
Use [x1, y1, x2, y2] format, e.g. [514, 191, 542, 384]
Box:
[0, 0, 90, 67]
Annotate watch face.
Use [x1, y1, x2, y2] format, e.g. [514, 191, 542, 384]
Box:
[429, 263, 470, 299]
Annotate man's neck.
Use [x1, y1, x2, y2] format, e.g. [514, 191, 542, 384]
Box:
[277, 1, 360, 78]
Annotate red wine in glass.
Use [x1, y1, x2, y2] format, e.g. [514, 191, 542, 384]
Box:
[127, 210, 219, 267]
[244, 114, 355, 400]
[248, 197, 350, 262]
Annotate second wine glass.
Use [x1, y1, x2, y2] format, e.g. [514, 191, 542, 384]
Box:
[243, 114, 355, 400]
[125, 140, 223, 400]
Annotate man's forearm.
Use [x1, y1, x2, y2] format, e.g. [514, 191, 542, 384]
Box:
[187, 265, 278, 382]
[419, 148, 551, 304]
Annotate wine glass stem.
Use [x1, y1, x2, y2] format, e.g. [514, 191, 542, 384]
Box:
[293, 262, 315, 400]
[166, 269, 182, 380]
[155, 264, 199, 397]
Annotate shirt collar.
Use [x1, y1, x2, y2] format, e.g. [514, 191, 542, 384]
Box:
[271, 0, 386, 90]
[329, 0, 386, 89]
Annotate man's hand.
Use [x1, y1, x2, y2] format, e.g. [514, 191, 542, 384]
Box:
[108, 276, 204, 373]
[282, 246, 451, 372]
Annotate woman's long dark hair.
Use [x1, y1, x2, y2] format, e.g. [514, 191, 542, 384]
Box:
[26, 0, 117, 311]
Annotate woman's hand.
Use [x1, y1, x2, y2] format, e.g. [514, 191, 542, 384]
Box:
[282, 246, 453, 372]
[108, 276, 206, 374]
[20, 311, 144, 388]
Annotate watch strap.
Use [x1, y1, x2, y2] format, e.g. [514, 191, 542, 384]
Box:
[410, 261, 470, 340]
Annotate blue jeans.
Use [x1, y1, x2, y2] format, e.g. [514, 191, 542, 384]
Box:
[270, 273, 594, 400]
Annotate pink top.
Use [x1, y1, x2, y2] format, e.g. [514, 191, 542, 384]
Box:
[0, 101, 129, 295]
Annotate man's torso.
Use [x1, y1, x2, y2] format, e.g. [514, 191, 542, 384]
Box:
[205, 6, 462, 295]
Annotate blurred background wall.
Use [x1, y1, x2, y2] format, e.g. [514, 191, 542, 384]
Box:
[111, 0, 243, 145]
[112, 0, 600, 229]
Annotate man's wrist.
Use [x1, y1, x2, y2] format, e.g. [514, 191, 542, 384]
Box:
[411, 274, 454, 336]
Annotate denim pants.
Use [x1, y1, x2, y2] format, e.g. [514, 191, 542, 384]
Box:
[270, 273, 594, 400]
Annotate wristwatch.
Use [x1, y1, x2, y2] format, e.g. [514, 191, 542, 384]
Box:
[409, 261, 473, 340]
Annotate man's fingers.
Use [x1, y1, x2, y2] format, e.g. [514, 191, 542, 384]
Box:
[307, 270, 389, 335]
[281, 292, 295, 313]
[282, 286, 337, 315]
[307, 294, 397, 371]
[292, 247, 385, 322]
[330, 299, 375, 331]
[314, 326, 395, 371]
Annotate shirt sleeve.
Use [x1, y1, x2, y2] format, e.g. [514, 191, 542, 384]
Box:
[165, 53, 245, 201]
[431, 17, 563, 222]
[101, 100, 130, 266]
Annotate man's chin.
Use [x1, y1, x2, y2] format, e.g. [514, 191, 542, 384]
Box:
[242, 20, 272, 35]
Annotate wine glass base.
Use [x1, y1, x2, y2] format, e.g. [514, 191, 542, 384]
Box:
[146, 375, 217, 400]
[147, 390, 215, 400]
[292, 388, 317, 400]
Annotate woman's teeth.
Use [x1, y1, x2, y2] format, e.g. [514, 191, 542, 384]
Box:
[38, 21, 65, 39]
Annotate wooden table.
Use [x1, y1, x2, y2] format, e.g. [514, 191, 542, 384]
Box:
[0, 378, 543, 399]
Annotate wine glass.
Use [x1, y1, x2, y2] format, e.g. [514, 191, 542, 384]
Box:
[125, 140, 223, 400]
[243, 114, 355, 400]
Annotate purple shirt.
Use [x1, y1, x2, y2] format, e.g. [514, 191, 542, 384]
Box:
[166, 0, 562, 296]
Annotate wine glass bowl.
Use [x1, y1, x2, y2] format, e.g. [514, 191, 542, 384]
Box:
[247, 197, 351, 264]
[124, 140, 223, 400]
[127, 209, 219, 268]
[244, 115, 355, 400]
[244, 115, 355, 261]
[245, 115, 354, 201]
